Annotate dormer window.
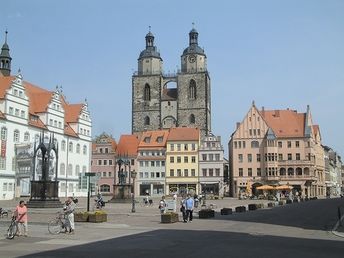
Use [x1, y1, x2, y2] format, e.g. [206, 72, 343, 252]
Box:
[144, 137, 151, 143]
[157, 136, 163, 143]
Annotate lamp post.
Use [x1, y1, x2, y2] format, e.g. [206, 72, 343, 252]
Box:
[131, 170, 137, 213]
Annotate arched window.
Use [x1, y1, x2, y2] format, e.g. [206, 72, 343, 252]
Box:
[189, 79, 197, 99]
[67, 164, 73, 176]
[144, 116, 150, 126]
[69, 142, 73, 152]
[13, 130, 20, 143]
[189, 114, 195, 124]
[100, 184, 110, 193]
[279, 167, 286, 176]
[60, 163, 65, 176]
[76, 144, 80, 154]
[61, 140, 66, 151]
[1, 127, 7, 140]
[83, 145, 87, 155]
[24, 132, 30, 142]
[75, 165, 80, 176]
[251, 141, 259, 148]
[144, 84, 151, 101]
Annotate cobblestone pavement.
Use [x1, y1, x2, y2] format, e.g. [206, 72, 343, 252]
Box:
[0, 197, 343, 258]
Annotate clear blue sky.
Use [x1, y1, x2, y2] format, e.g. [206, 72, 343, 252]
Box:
[1, 0, 344, 156]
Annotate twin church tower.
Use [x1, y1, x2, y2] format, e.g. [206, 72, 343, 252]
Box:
[132, 26, 211, 137]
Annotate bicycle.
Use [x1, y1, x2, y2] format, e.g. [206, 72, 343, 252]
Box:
[0, 208, 9, 218]
[48, 212, 68, 235]
[7, 216, 18, 239]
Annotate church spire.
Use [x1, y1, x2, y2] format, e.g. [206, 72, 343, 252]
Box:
[189, 23, 198, 45]
[0, 30, 12, 76]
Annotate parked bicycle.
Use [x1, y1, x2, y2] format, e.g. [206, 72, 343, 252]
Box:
[0, 207, 9, 218]
[48, 212, 68, 235]
[7, 216, 18, 239]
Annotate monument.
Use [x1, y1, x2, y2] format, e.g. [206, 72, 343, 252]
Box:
[27, 133, 62, 208]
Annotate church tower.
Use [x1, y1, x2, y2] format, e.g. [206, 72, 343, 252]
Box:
[132, 28, 163, 134]
[177, 26, 211, 136]
[0, 31, 12, 77]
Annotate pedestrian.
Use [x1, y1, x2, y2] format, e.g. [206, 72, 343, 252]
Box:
[14, 200, 28, 237]
[185, 194, 194, 223]
[159, 196, 166, 214]
[180, 196, 187, 222]
[64, 197, 76, 234]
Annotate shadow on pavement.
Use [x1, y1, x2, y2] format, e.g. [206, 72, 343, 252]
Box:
[212, 198, 343, 231]
[19, 229, 343, 258]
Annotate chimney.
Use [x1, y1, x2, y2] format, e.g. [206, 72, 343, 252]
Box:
[261, 106, 265, 117]
[236, 122, 240, 129]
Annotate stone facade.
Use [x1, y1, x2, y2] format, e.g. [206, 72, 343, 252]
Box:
[132, 28, 211, 137]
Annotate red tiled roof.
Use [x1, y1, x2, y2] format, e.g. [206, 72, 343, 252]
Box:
[260, 109, 305, 137]
[28, 115, 47, 129]
[138, 130, 169, 148]
[0, 76, 15, 99]
[313, 125, 320, 137]
[116, 134, 140, 157]
[64, 104, 83, 123]
[64, 123, 78, 137]
[167, 127, 199, 141]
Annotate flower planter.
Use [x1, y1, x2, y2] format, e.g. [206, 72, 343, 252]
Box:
[257, 203, 265, 209]
[278, 201, 284, 206]
[248, 204, 257, 211]
[220, 208, 232, 215]
[88, 212, 107, 223]
[74, 212, 89, 222]
[161, 212, 179, 223]
[267, 202, 275, 208]
[286, 200, 292, 204]
[199, 209, 215, 219]
[235, 206, 246, 213]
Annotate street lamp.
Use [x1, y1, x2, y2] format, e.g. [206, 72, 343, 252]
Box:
[131, 170, 137, 213]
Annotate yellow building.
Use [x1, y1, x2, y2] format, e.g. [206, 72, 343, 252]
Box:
[165, 127, 200, 196]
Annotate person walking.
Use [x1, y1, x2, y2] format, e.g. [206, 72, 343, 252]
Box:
[180, 196, 187, 222]
[64, 197, 76, 234]
[159, 196, 166, 214]
[185, 194, 194, 223]
[14, 200, 28, 237]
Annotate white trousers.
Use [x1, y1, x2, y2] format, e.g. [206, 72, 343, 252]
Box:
[67, 213, 75, 230]
[18, 221, 28, 235]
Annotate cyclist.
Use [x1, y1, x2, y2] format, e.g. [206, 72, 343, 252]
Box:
[14, 200, 28, 237]
[64, 197, 76, 234]
[95, 192, 104, 209]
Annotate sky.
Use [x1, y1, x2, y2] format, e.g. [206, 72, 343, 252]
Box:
[1, 0, 344, 156]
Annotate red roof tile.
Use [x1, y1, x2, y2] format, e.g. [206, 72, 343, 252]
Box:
[0, 76, 15, 99]
[138, 130, 169, 149]
[167, 127, 199, 141]
[116, 134, 140, 157]
[64, 104, 83, 123]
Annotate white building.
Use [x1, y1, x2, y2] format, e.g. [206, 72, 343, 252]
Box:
[0, 34, 92, 200]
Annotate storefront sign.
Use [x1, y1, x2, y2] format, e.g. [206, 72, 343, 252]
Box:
[1, 140, 6, 158]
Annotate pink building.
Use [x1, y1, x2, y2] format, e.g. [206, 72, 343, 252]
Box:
[229, 103, 325, 198]
[91, 133, 117, 195]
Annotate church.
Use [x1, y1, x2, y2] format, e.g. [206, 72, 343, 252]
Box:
[132, 27, 211, 137]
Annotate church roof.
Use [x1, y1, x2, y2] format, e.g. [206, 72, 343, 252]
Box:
[139, 46, 162, 60]
[182, 44, 205, 56]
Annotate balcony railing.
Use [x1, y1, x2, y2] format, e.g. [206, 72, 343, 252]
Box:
[277, 159, 314, 166]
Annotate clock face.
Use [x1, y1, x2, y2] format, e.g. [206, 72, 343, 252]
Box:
[188, 55, 196, 63]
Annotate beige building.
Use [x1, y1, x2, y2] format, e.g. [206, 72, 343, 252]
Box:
[229, 102, 325, 198]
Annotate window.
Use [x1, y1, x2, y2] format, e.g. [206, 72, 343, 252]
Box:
[139, 161, 144, 167]
[248, 154, 252, 163]
[9, 107, 13, 115]
[60, 163, 65, 175]
[173, 169, 180, 177]
[278, 154, 283, 161]
[278, 141, 282, 148]
[170, 144, 174, 151]
[177, 144, 181, 151]
[156, 161, 160, 167]
[1, 127, 7, 140]
[296, 153, 300, 160]
[15, 108, 19, 116]
[257, 168, 261, 176]
[202, 169, 207, 177]
[102, 172, 106, 177]
[296, 141, 300, 148]
[191, 156, 196, 163]
[215, 154, 220, 161]
[83, 145, 87, 155]
[288, 153, 292, 160]
[145, 161, 149, 167]
[170, 169, 174, 177]
[61, 140, 66, 151]
[109, 160, 113, 165]
[189, 114, 195, 124]
[239, 168, 243, 177]
[75, 165, 80, 176]
[100, 185, 110, 192]
[76, 144, 80, 154]
[98, 160, 102, 165]
[139, 172, 143, 178]
[144, 84, 151, 101]
[191, 144, 196, 151]
[202, 154, 207, 161]
[287, 141, 291, 148]
[238, 154, 243, 163]
[177, 156, 181, 163]
[209, 169, 213, 177]
[104, 160, 108, 166]
[215, 168, 220, 177]
[249, 129, 252, 136]
[161, 161, 165, 166]
[251, 141, 259, 148]
[144, 172, 149, 178]
[234, 141, 237, 149]
[184, 156, 188, 163]
[151, 172, 155, 178]
[13, 130, 20, 143]
[189, 79, 197, 99]
[256, 154, 261, 162]
[3, 182, 8, 191]
[69, 142, 73, 152]
[151, 161, 155, 167]
[67, 164, 73, 176]
[248, 168, 252, 177]
[184, 144, 188, 151]
[20, 110, 25, 118]
[0, 157, 6, 170]
[191, 169, 195, 177]
[209, 154, 214, 161]
[24, 132, 30, 142]
[170, 156, 174, 163]
[144, 116, 150, 126]
[242, 141, 246, 148]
